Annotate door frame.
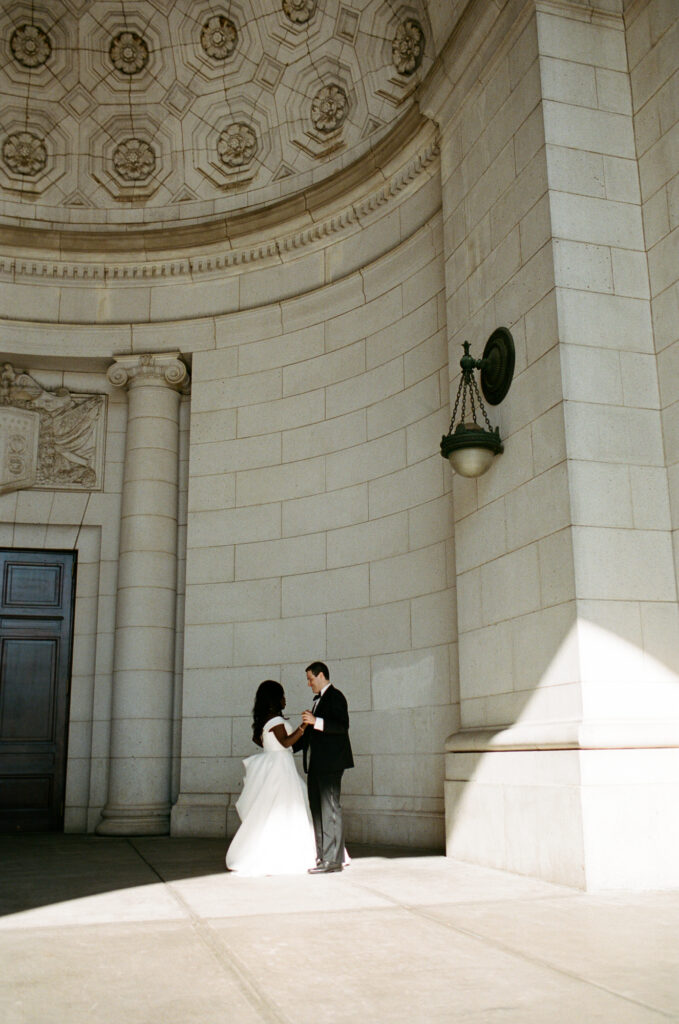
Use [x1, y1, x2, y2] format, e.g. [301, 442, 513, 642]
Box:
[0, 547, 77, 832]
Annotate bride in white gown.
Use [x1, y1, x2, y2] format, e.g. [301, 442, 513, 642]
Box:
[226, 680, 316, 876]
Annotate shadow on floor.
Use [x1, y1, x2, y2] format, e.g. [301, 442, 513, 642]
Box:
[0, 834, 443, 918]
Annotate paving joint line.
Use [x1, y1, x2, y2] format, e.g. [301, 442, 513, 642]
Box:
[126, 839, 292, 1024]
[347, 875, 677, 1021]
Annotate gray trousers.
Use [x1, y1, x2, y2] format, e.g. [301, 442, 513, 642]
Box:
[307, 770, 344, 865]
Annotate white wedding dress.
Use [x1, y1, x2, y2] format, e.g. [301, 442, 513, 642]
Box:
[226, 716, 317, 876]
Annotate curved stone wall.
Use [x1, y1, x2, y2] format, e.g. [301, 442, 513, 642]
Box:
[174, 201, 457, 846]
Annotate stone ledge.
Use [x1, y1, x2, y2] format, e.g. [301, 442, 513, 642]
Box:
[446, 719, 679, 751]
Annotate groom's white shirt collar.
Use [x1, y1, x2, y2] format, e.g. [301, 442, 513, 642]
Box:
[315, 682, 330, 698]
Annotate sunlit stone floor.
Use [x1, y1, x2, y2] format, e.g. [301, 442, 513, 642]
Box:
[0, 835, 677, 1023]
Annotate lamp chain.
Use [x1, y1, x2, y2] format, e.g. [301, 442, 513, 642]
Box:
[470, 371, 494, 433]
[448, 375, 464, 433]
[446, 343, 496, 435]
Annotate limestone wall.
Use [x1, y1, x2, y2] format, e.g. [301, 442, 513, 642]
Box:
[424, 0, 679, 889]
[627, 0, 679, 597]
[424, 3, 573, 734]
[176, 206, 457, 847]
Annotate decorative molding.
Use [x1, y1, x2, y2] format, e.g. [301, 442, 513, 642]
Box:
[534, 0, 625, 28]
[1, 133, 439, 282]
[0, 363, 106, 492]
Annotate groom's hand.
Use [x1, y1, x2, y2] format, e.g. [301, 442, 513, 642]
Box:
[302, 710, 316, 727]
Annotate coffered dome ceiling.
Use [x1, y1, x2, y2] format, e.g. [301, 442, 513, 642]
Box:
[0, 0, 439, 242]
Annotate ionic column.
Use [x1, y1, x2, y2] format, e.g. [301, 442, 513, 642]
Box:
[97, 352, 189, 835]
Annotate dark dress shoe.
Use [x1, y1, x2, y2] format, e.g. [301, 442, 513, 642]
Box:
[308, 861, 342, 874]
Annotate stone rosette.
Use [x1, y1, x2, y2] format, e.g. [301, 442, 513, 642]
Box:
[311, 84, 349, 134]
[10, 24, 52, 68]
[2, 131, 47, 176]
[0, 103, 71, 195]
[200, 15, 238, 60]
[190, 91, 275, 188]
[78, 9, 168, 101]
[361, 3, 431, 107]
[109, 30, 149, 75]
[392, 18, 424, 75]
[88, 111, 175, 200]
[217, 123, 258, 169]
[282, 0, 316, 24]
[113, 138, 157, 182]
[173, 1, 258, 86]
[283, 50, 363, 159]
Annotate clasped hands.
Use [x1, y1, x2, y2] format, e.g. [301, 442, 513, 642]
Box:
[301, 710, 316, 728]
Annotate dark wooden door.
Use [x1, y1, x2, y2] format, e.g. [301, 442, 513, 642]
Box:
[0, 549, 77, 832]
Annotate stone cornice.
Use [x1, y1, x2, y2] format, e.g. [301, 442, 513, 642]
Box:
[446, 720, 679, 752]
[0, 134, 438, 283]
[534, 0, 625, 29]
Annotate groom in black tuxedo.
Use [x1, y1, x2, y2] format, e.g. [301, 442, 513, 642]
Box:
[297, 661, 353, 874]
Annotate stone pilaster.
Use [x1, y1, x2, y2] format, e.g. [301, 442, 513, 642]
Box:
[428, 0, 679, 889]
[97, 352, 189, 836]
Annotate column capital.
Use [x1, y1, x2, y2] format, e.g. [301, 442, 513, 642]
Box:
[107, 352, 189, 392]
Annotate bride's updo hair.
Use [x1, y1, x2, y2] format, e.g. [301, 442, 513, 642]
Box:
[252, 679, 285, 744]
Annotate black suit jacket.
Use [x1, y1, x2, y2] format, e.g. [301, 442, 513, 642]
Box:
[294, 685, 354, 774]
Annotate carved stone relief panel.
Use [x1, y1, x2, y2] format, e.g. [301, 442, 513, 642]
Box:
[0, 407, 39, 495]
[0, 364, 106, 492]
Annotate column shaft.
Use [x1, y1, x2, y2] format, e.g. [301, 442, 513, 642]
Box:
[98, 353, 188, 835]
